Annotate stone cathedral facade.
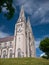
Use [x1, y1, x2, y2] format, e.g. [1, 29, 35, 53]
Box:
[0, 6, 36, 58]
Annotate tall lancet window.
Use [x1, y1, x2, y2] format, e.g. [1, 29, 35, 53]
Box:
[10, 42, 12, 47]
[17, 48, 21, 58]
[0, 43, 1, 49]
[9, 49, 13, 58]
[3, 50, 6, 58]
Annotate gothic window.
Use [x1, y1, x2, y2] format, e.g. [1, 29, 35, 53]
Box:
[10, 42, 12, 47]
[9, 49, 13, 58]
[19, 37, 20, 41]
[0, 43, 1, 48]
[3, 50, 6, 58]
[17, 48, 21, 58]
[21, 23, 23, 27]
[4, 43, 7, 48]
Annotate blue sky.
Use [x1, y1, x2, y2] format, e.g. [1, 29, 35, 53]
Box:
[0, 0, 49, 57]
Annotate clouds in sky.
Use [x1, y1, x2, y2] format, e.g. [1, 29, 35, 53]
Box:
[14, 0, 49, 25]
[0, 26, 10, 38]
[35, 34, 49, 48]
[0, 31, 10, 38]
[35, 40, 40, 48]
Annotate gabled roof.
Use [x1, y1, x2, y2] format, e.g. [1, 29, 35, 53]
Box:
[0, 36, 14, 43]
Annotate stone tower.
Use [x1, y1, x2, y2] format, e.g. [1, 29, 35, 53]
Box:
[14, 6, 36, 58]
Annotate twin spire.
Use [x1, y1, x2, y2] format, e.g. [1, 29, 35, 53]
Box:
[17, 6, 32, 33]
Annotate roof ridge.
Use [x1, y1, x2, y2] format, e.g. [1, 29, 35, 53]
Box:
[0, 36, 14, 43]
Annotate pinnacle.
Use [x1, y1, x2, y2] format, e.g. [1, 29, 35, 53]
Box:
[27, 17, 32, 32]
[27, 17, 30, 25]
[19, 6, 25, 19]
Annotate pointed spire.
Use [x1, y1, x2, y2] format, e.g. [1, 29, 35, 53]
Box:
[18, 6, 26, 22]
[27, 17, 32, 32]
[27, 17, 31, 28]
[19, 6, 25, 18]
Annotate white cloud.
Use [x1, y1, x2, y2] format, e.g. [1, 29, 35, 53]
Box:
[2, 7, 9, 13]
[35, 34, 49, 48]
[40, 17, 49, 24]
[23, 2, 33, 15]
[33, 7, 45, 17]
[13, 0, 27, 6]
[14, 0, 37, 15]
[35, 40, 40, 48]
[40, 53, 45, 57]
[0, 31, 10, 38]
[13, 0, 49, 26]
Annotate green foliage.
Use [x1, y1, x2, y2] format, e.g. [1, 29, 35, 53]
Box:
[0, 58, 49, 65]
[0, 0, 15, 20]
[39, 38, 49, 58]
[4, 6, 15, 20]
[42, 55, 49, 59]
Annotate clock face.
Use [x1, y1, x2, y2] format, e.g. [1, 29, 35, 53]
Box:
[17, 27, 22, 32]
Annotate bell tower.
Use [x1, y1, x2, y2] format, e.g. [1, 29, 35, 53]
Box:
[14, 6, 27, 57]
[27, 18, 36, 57]
[14, 6, 36, 58]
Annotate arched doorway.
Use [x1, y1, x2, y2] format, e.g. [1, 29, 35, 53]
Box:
[9, 49, 13, 58]
[17, 48, 21, 58]
[3, 50, 6, 58]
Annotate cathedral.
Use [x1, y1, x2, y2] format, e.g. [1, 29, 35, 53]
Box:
[0, 6, 36, 58]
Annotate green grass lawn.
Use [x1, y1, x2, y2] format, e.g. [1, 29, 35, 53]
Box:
[0, 58, 49, 65]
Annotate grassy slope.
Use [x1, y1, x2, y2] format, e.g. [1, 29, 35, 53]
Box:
[0, 58, 49, 65]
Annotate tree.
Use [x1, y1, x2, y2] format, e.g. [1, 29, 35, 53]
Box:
[39, 37, 49, 59]
[0, 0, 15, 20]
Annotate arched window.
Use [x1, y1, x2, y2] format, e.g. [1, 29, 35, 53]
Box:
[9, 49, 13, 58]
[0, 43, 1, 48]
[4, 43, 7, 48]
[3, 50, 6, 58]
[17, 48, 21, 58]
[10, 42, 12, 47]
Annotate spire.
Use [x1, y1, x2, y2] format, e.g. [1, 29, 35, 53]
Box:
[27, 17, 32, 32]
[27, 17, 34, 40]
[27, 17, 31, 28]
[18, 6, 26, 22]
[20, 6, 25, 18]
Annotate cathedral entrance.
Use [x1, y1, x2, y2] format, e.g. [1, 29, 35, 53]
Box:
[17, 48, 21, 58]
